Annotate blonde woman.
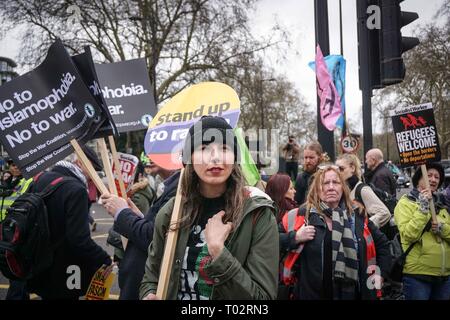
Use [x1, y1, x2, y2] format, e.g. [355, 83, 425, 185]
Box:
[284, 165, 390, 299]
[336, 154, 391, 228]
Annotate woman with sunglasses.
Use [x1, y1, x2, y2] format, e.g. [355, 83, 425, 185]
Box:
[281, 165, 391, 299]
[336, 154, 391, 228]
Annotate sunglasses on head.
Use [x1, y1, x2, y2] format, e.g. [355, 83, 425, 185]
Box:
[317, 164, 339, 171]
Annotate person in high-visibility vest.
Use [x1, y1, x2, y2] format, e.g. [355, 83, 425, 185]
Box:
[1, 159, 33, 221]
[1, 159, 33, 300]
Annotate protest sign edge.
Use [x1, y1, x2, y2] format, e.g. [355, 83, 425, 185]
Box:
[420, 165, 442, 243]
[70, 139, 108, 194]
[97, 138, 118, 195]
[156, 167, 185, 300]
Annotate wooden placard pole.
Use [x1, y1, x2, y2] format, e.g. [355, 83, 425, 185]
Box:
[107, 136, 130, 249]
[156, 168, 185, 300]
[108, 135, 127, 200]
[420, 164, 441, 243]
[97, 138, 118, 195]
[70, 139, 109, 195]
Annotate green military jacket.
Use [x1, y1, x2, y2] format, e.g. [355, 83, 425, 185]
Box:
[140, 194, 279, 300]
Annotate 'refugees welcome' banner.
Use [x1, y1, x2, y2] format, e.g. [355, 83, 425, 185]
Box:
[391, 102, 441, 167]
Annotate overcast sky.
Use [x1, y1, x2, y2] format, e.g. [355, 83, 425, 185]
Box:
[0, 0, 444, 134]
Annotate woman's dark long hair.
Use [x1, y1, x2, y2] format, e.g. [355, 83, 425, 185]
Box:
[173, 163, 247, 231]
[265, 173, 296, 222]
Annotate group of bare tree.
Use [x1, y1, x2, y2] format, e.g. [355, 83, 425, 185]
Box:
[0, 0, 316, 155]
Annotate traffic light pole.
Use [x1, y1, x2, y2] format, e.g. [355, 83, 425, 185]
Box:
[356, 0, 419, 161]
[314, 0, 335, 161]
[356, 0, 374, 158]
[362, 89, 373, 157]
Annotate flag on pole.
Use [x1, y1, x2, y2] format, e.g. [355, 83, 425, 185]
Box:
[309, 45, 343, 131]
[234, 128, 260, 186]
[324, 55, 346, 129]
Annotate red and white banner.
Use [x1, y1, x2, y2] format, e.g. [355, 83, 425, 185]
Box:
[111, 152, 139, 197]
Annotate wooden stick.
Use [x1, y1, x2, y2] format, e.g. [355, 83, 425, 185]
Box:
[97, 138, 118, 195]
[156, 168, 184, 300]
[107, 135, 130, 250]
[108, 135, 127, 200]
[420, 164, 441, 243]
[70, 139, 108, 195]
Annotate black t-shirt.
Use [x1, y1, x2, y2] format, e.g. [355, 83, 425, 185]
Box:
[177, 196, 226, 300]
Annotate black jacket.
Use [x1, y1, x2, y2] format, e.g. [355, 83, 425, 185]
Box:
[294, 171, 313, 205]
[113, 171, 180, 300]
[280, 208, 391, 300]
[364, 163, 397, 196]
[27, 166, 111, 299]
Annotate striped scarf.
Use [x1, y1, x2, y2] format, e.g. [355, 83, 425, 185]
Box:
[319, 202, 358, 283]
[55, 160, 87, 187]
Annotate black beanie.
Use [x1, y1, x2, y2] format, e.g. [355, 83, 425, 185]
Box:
[411, 162, 444, 189]
[182, 116, 238, 165]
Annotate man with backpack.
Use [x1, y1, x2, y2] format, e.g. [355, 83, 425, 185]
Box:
[364, 149, 397, 197]
[23, 147, 111, 299]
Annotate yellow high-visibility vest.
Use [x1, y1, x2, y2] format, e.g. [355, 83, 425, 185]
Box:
[0, 177, 33, 220]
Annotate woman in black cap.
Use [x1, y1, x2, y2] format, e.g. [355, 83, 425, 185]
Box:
[394, 162, 450, 300]
[136, 116, 279, 300]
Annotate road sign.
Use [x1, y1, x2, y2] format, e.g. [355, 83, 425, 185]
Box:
[341, 134, 359, 154]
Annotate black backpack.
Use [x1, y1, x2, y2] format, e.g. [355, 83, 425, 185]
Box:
[388, 220, 431, 283]
[0, 174, 73, 280]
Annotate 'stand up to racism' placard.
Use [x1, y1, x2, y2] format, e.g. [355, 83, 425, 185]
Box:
[144, 82, 240, 170]
[391, 103, 441, 167]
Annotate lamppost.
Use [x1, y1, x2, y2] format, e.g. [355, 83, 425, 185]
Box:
[0, 57, 19, 169]
[0, 57, 18, 85]
[381, 114, 390, 160]
[259, 78, 276, 130]
[255, 77, 275, 169]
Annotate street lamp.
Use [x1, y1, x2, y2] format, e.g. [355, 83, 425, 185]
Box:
[0, 57, 18, 86]
[0, 57, 19, 169]
[259, 78, 276, 130]
[381, 114, 391, 160]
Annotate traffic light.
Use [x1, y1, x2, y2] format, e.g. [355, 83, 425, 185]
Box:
[357, 0, 381, 91]
[379, 0, 420, 86]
